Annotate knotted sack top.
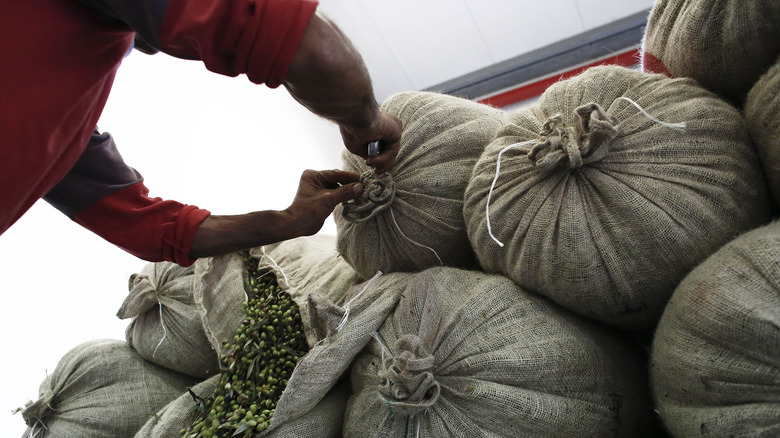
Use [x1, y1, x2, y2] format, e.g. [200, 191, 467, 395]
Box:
[463, 65, 769, 331]
[340, 171, 396, 222]
[527, 102, 619, 172]
[377, 334, 440, 416]
[335, 91, 505, 279]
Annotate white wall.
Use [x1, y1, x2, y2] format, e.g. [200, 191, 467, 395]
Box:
[319, 0, 653, 102]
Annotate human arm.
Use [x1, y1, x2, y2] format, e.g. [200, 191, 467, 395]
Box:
[189, 169, 362, 258]
[72, 0, 402, 173]
[45, 132, 362, 266]
[283, 11, 402, 174]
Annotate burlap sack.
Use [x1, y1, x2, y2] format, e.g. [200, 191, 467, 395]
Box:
[344, 267, 655, 438]
[641, 0, 780, 104]
[745, 56, 780, 209]
[134, 377, 352, 438]
[335, 91, 505, 279]
[118, 261, 220, 379]
[651, 220, 780, 437]
[118, 236, 360, 379]
[136, 272, 409, 437]
[463, 65, 770, 332]
[20, 339, 197, 438]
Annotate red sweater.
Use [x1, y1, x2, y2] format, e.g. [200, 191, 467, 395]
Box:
[1, 0, 317, 265]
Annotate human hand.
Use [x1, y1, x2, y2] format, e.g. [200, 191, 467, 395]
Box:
[284, 169, 363, 236]
[340, 109, 402, 175]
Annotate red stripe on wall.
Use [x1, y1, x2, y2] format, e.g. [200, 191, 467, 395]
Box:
[478, 48, 641, 108]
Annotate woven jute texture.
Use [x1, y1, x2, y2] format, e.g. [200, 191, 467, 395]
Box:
[464, 65, 769, 331]
[651, 220, 780, 437]
[118, 261, 220, 379]
[335, 91, 505, 279]
[21, 339, 197, 438]
[344, 267, 655, 438]
[249, 234, 362, 347]
[134, 376, 353, 438]
[745, 56, 780, 210]
[641, 0, 780, 104]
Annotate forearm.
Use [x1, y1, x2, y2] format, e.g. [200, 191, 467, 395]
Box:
[283, 11, 380, 131]
[189, 210, 299, 259]
[189, 169, 363, 259]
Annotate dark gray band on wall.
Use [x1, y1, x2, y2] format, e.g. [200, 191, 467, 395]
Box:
[424, 9, 650, 101]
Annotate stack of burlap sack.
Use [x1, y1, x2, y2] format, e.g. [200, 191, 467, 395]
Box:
[19, 1, 780, 436]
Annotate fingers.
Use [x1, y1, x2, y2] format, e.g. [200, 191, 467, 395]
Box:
[365, 144, 399, 175]
[300, 169, 363, 205]
[341, 110, 403, 174]
[331, 181, 364, 204]
[312, 169, 361, 187]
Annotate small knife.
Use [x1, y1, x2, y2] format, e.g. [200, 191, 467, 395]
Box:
[367, 140, 381, 157]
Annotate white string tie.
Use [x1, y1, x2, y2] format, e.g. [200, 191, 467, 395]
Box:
[389, 206, 443, 265]
[371, 331, 393, 363]
[152, 295, 168, 358]
[337, 271, 383, 332]
[260, 246, 289, 291]
[612, 96, 687, 131]
[485, 97, 685, 247]
[486, 140, 537, 247]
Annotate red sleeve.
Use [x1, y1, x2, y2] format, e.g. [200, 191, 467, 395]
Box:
[74, 182, 211, 266]
[157, 0, 318, 87]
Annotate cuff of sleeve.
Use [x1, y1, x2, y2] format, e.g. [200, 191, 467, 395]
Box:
[171, 205, 211, 267]
[73, 182, 211, 266]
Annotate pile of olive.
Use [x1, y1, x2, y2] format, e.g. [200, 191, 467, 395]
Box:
[181, 253, 309, 438]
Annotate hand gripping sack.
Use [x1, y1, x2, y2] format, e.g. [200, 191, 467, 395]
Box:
[463, 65, 770, 331]
[344, 267, 655, 438]
[651, 220, 780, 437]
[20, 339, 197, 438]
[745, 56, 780, 210]
[335, 91, 505, 279]
[118, 261, 220, 379]
[641, 0, 780, 104]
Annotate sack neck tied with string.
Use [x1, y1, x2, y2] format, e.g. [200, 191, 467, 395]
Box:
[378, 334, 440, 416]
[341, 171, 395, 222]
[528, 102, 619, 172]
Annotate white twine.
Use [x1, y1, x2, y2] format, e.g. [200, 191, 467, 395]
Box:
[260, 246, 289, 292]
[389, 206, 443, 266]
[26, 417, 48, 438]
[485, 97, 687, 247]
[486, 140, 537, 247]
[152, 295, 168, 358]
[336, 271, 383, 332]
[611, 96, 687, 131]
[371, 331, 393, 363]
[148, 262, 168, 359]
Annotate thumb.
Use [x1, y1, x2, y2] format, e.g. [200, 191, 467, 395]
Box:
[331, 182, 364, 205]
